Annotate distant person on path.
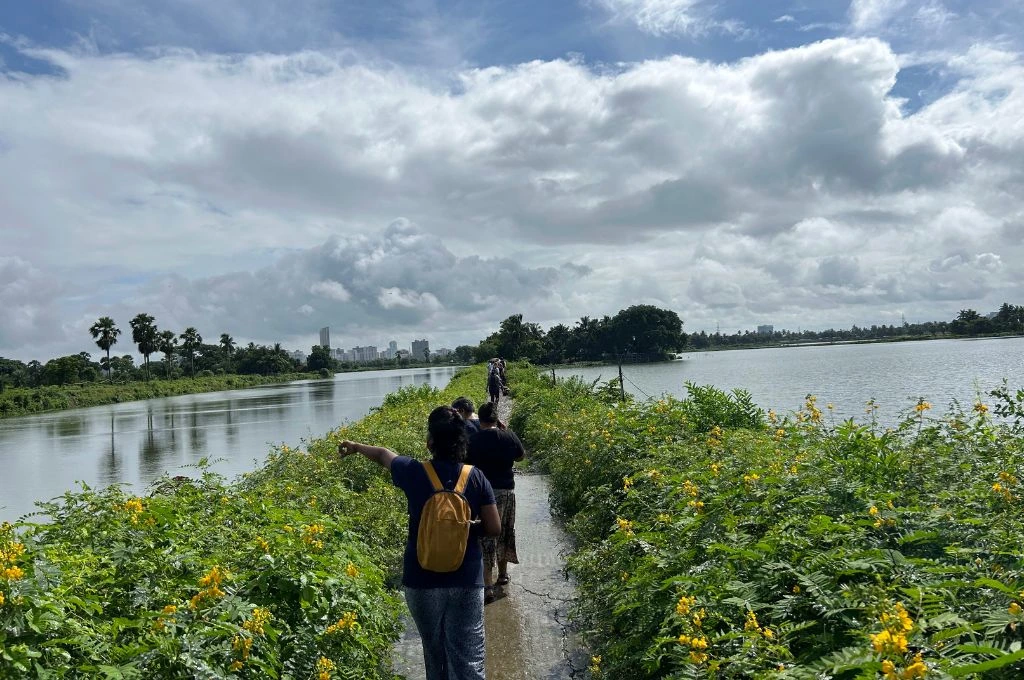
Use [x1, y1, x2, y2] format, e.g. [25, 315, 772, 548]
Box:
[467, 401, 524, 602]
[452, 396, 480, 436]
[487, 359, 503, 407]
[497, 357, 508, 393]
[339, 407, 501, 680]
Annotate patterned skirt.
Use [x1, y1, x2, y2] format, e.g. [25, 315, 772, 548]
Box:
[483, 489, 519, 568]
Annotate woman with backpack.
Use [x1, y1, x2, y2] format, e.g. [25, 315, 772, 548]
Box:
[338, 406, 500, 680]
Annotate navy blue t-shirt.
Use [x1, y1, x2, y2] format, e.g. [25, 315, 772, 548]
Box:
[464, 419, 480, 436]
[467, 429, 525, 490]
[390, 456, 496, 588]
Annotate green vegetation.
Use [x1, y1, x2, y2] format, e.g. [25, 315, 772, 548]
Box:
[688, 303, 1024, 350]
[512, 370, 1024, 678]
[0, 366, 490, 678]
[0, 373, 319, 419]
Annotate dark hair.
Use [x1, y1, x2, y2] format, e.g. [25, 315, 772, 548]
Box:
[428, 406, 469, 462]
[451, 396, 475, 415]
[478, 401, 499, 424]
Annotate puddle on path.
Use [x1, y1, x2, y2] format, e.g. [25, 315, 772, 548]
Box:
[394, 472, 584, 679]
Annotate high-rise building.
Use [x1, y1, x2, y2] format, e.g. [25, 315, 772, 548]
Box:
[757, 324, 774, 335]
[319, 327, 330, 348]
[387, 340, 398, 359]
[352, 346, 378, 363]
[411, 339, 429, 360]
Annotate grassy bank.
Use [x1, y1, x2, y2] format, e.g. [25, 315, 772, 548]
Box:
[0, 373, 322, 419]
[0, 365, 491, 678]
[512, 370, 1024, 678]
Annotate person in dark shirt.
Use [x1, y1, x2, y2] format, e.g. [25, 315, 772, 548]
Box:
[339, 406, 500, 680]
[467, 401, 525, 599]
[452, 396, 480, 436]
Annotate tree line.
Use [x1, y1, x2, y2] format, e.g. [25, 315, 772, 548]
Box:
[687, 303, 1024, 350]
[465, 305, 688, 364]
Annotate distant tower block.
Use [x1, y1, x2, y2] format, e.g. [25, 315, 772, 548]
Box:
[319, 327, 330, 349]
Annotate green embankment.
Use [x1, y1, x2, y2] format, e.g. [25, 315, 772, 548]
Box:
[0, 373, 322, 419]
[511, 371, 1024, 678]
[0, 366, 491, 678]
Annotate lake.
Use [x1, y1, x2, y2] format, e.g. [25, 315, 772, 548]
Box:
[555, 337, 1024, 422]
[0, 367, 461, 522]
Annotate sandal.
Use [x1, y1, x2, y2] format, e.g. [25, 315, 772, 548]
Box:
[496, 574, 510, 586]
[484, 587, 495, 604]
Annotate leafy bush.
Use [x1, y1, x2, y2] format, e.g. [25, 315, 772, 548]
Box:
[0, 365, 493, 677]
[514, 376, 1024, 679]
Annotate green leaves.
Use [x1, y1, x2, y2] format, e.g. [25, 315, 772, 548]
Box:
[514, 373, 1024, 679]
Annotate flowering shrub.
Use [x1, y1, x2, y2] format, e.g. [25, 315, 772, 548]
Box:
[515, 371, 1024, 678]
[0, 367, 491, 677]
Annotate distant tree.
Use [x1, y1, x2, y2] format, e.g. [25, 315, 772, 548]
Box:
[608, 305, 686, 358]
[219, 333, 236, 370]
[130, 313, 159, 380]
[307, 345, 333, 372]
[158, 330, 178, 378]
[181, 327, 202, 377]
[543, 323, 572, 364]
[89, 316, 121, 382]
[453, 345, 476, 363]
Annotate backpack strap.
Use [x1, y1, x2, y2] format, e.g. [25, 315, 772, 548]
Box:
[422, 461, 444, 492]
[454, 464, 474, 494]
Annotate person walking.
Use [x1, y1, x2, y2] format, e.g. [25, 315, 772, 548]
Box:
[452, 396, 480, 436]
[339, 406, 500, 680]
[487, 359, 503, 407]
[467, 401, 524, 602]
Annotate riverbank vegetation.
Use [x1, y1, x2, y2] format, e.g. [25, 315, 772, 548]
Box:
[0, 373, 320, 419]
[0, 365, 490, 677]
[512, 370, 1024, 678]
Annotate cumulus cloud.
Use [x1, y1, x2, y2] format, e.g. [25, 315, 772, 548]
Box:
[1, 34, 1024, 356]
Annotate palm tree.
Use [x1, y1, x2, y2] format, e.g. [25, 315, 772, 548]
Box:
[220, 333, 235, 372]
[89, 316, 121, 382]
[158, 330, 177, 378]
[181, 327, 203, 377]
[130, 314, 159, 381]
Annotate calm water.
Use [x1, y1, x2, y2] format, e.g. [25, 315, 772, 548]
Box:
[556, 337, 1024, 421]
[0, 367, 461, 522]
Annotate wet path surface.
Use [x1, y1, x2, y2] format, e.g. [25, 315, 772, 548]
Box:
[394, 473, 583, 679]
[395, 395, 583, 678]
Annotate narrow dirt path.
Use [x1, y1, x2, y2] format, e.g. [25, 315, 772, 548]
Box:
[394, 398, 584, 679]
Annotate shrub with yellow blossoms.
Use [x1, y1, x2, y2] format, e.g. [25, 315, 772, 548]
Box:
[315, 656, 336, 680]
[190, 565, 230, 609]
[325, 611, 360, 634]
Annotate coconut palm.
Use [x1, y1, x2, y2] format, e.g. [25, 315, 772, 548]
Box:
[130, 313, 159, 381]
[158, 330, 177, 378]
[181, 327, 203, 377]
[220, 333, 235, 371]
[89, 316, 121, 382]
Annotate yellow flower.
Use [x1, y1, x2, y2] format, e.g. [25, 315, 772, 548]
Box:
[677, 634, 691, 645]
[615, 518, 635, 536]
[676, 595, 696, 616]
[792, 585, 801, 594]
[688, 651, 708, 664]
[881, 659, 897, 680]
[763, 628, 774, 639]
[243, 607, 272, 635]
[974, 402, 988, 413]
[2, 566, 24, 581]
[255, 537, 269, 553]
[658, 513, 672, 523]
[326, 611, 360, 634]
[744, 610, 760, 633]
[1009, 602, 1022, 616]
[229, 660, 244, 672]
[161, 604, 177, 615]
[869, 506, 879, 516]
[870, 629, 908, 655]
[0, 592, 5, 606]
[345, 562, 359, 578]
[622, 476, 633, 490]
[315, 656, 336, 679]
[690, 636, 708, 650]
[914, 400, 931, 413]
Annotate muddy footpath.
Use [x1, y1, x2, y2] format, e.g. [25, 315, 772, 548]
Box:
[393, 470, 586, 678]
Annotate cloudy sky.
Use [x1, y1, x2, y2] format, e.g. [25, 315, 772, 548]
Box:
[1, 0, 1022, 360]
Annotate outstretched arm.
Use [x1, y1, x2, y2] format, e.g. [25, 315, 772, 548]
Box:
[338, 440, 398, 470]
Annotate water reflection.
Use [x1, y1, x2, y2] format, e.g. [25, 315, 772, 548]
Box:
[0, 368, 462, 521]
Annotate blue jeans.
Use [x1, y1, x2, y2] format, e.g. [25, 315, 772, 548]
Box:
[405, 586, 486, 680]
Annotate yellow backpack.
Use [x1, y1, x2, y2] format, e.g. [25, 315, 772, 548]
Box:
[417, 462, 474, 573]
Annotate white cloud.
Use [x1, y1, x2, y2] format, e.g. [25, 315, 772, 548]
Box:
[2, 35, 1024, 356]
[590, 0, 741, 36]
[773, 15, 796, 24]
[849, 0, 909, 32]
[310, 279, 351, 302]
